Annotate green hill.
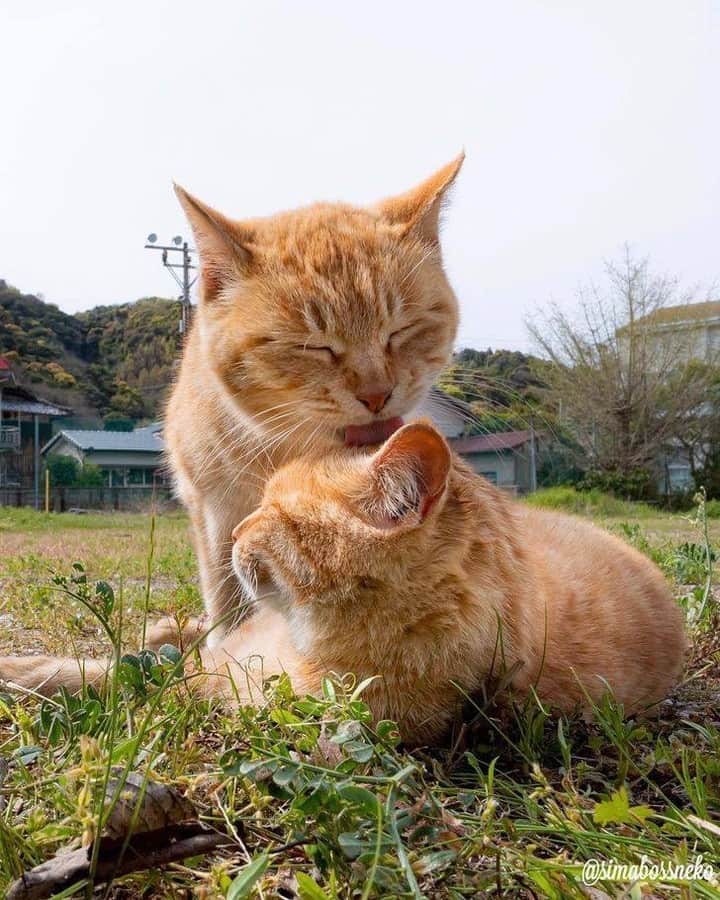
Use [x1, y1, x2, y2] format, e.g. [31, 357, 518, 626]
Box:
[0, 279, 181, 420]
[1, 278, 549, 428]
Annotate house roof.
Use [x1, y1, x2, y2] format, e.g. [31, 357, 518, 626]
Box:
[427, 386, 472, 418]
[1, 399, 72, 416]
[450, 429, 531, 454]
[0, 384, 70, 417]
[636, 300, 720, 327]
[42, 428, 165, 455]
[134, 421, 163, 436]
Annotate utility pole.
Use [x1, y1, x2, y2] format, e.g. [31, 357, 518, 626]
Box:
[144, 234, 197, 334]
[529, 418, 538, 493]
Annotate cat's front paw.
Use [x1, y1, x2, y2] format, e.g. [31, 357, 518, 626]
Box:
[146, 615, 208, 652]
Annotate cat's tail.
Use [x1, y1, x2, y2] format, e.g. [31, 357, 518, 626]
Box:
[0, 617, 207, 700]
[0, 655, 108, 697]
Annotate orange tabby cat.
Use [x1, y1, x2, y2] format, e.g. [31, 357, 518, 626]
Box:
[165, 158, 463, 646]
[0, 423, 685, 746]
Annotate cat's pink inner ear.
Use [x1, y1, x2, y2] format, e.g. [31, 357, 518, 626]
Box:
[372, 422, 451, 523]
[173, 184, 254, 302]
[374, 153, 464, 244]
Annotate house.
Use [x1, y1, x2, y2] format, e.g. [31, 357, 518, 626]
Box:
[632, 299, 720, 365]
[630, 300, 720, 493]
[418, 389, 539, 493]
[37, 386, 537, 499]
[0, 359, 71, 500]
[415, 387, 471, 439]
[449, 430, 537, 494]
[42, 423, 165, 487]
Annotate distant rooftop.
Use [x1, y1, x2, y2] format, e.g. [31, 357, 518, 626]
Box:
[450, 430, 532, 454]
[0, 382, 71, 417]
[637, 300, 720, 327]
[43, 427, 164, 455]
[2, 399, 71, 417]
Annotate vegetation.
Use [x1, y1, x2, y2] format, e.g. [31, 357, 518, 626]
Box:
[525, 485, 654, 519]
[0, 501, 717, 897]
[439, 348, 547, 408]
[0, 280, 181, 419]
[3, 269, 719, 501]
[438, 348, 550, 435]
[527, 249, 719, 491]
[44, 454, 105, 488]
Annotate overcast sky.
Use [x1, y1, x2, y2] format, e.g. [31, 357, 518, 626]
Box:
[2, 1, 718, 351]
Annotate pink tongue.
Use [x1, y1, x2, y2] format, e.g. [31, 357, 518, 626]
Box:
[344, 417, 404, 447]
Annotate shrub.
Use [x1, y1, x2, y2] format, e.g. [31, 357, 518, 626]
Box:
[45, 453, 80, 487]
[103, 413, 134, 432]
[705, 499, 720, 519]
[695, 445, 720, 500]
[75, 463, 104, 487]
[577, 468, 654, 502]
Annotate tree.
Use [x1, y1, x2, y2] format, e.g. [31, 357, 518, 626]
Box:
[108, 381, 146, 420]
[527, 248, 718, 479]
[104, 413, 134, 432]
[45, 453, 80, 486]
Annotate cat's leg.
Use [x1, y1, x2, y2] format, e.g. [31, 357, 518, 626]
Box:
[146, 615, 207, 651]
[199, 607, 309, 704]
[0, 655, 108, 697]
[167, 440, 260, 648]
[194, 500, 253, 648]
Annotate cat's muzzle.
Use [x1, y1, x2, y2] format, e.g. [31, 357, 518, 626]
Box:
[232, 549, 279, 607]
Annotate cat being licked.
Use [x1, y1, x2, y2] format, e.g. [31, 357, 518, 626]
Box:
[0, 423, 686, 746]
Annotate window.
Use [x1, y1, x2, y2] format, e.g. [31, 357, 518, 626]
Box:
[480, 471, 498, 485]
[667, 464, 692, 493]
[108, 468, 127, 487]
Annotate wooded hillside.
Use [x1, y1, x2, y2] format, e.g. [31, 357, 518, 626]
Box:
[1, 278, 548, 427]
[0, 280, 180, 420]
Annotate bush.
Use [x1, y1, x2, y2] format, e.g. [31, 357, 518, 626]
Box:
[45, 455, 106, 488]
[705, 499, 720, 519]
[103, 413, 134, 432]
[694, 445, 720, 500]
[45, 453, 80, 487]
[577, 468, 654, 502]
[75, 463, 104, 487]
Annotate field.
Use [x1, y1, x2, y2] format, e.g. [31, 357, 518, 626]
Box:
[0, 493, 718, 898]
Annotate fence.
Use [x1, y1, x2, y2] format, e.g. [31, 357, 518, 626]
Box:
[0, 486, 177, 512]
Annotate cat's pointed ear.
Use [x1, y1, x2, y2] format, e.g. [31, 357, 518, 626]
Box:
[375, 153, 464, 244]
[174, 184, 255, 302]
[364, 421, 451, 528]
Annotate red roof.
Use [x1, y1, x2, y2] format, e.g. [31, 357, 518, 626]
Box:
[450, 430, 531, 454]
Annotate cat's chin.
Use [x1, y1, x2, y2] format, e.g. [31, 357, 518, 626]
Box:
[344, 417, 404, 448]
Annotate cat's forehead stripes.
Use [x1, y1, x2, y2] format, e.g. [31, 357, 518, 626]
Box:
[252, 211, 408, 340]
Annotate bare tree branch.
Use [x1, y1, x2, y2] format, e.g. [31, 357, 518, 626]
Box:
[527, 247, 718, 476]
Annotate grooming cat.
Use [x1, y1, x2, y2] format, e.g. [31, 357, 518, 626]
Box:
[165, 158, 463, 645]
[0, 423, 685, 746]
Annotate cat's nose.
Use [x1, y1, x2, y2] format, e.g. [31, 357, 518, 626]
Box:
[232, 510, 262, 542]
[356, 386, 393, 414]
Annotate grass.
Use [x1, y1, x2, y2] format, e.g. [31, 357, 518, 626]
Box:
[0, 497, 718, 898]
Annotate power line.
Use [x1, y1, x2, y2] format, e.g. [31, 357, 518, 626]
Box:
[144, 233, 197, 334]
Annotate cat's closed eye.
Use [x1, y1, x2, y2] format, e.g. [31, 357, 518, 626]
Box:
[387, 324, 418, 350]
[299, 344, 340, 361]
